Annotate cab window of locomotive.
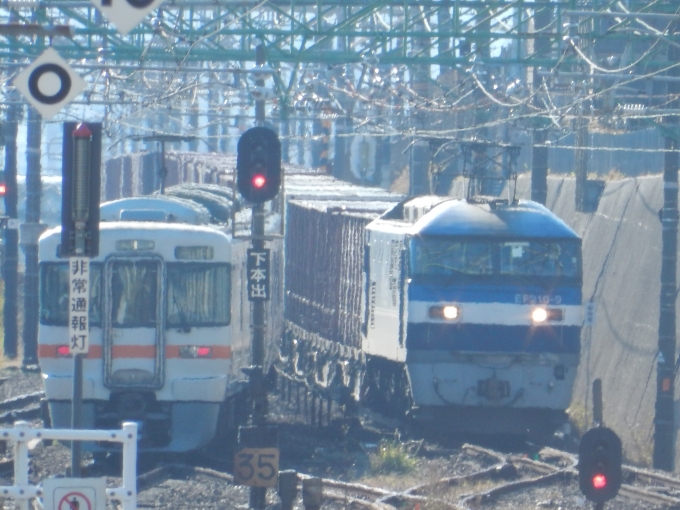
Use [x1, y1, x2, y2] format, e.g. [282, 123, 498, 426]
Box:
[39, 263, 102, 325]
[110, 260, 158, 327]
[499, 240, 580, 278]
[166, 264, 231, 327]
[410, 238, 492, 277]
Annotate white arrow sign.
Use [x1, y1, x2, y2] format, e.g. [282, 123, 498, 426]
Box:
[92, 0, 166, 35]
[13, 48, 86, 120]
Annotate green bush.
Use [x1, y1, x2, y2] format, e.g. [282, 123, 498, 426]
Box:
[370, 440, 417, 474]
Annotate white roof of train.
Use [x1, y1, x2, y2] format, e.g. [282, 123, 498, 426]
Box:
[100, 196, 211, 224]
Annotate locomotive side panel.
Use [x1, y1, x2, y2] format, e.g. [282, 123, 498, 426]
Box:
[362, 227, 408, 362]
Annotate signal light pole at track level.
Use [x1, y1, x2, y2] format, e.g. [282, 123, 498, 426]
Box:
[249, 43, 269, 510]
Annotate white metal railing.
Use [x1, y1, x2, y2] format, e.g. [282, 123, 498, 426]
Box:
[0, 420, 137, 510]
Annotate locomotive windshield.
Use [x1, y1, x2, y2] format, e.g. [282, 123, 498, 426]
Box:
[410, 237, 581, 282]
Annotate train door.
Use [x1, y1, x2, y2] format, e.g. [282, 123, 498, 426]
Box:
[103, 256, 165, 389]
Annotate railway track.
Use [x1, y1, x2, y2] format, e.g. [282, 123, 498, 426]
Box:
[138, 442, 680, 509]
[0, 390, 679, 509]
[0, 391, 44, 424]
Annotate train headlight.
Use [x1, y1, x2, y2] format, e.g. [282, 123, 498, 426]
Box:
[443, 306, 459, 320]
[179, 346, 213, 358]
[532, 308, 548, 323]
[429, 305, 460, 321]
[532, 308, 564, 323]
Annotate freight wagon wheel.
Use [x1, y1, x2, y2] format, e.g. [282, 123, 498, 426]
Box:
[362, 359, 412, 419]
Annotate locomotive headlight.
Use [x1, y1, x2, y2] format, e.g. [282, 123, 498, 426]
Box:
[443, 306, 459, 320]
[531, 308, 564, 323]
[532, 308, 548, 323]
[429, 305, 460, 321]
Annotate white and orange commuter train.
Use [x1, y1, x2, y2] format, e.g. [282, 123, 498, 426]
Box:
[38, 188, 282, 452]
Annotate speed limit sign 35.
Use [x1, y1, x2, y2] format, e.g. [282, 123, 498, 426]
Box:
[13, 48, 86, 120]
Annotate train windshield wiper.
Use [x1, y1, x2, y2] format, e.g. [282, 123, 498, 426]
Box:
[172, 291, 191, 333]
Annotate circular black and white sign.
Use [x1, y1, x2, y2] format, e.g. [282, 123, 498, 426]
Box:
[13, 48, 86, 119]
[126, 0, 155, 8]
[27, 63, 72, 105]
[92, 0, 167, 35]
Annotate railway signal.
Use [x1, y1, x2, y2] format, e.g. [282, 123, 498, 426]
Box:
[61, 122, 102, 257]
[578, 426, 622, 504]
[236, 126, 281, 204]
[60, 121, 102, 479]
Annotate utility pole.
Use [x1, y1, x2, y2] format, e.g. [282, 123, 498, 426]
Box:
[653, 29, 679, 472]
[21, 105, 44, 368]
[3, 92, 21, 360]
[530, 3, 552, 205]
[574, 102, 589, 212]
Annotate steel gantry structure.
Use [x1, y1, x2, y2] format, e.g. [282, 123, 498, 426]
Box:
[0, 0, 678, 139]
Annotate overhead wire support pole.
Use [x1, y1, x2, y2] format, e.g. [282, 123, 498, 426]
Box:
[3, 9, 22, 360]
[530, 1, 551, 205]
[22, 105, 43, 368]
[21, 8, 46, 369]
[654, 24, 679, 472]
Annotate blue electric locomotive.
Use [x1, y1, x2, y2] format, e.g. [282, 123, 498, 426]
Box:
[282, 185, 582, 435]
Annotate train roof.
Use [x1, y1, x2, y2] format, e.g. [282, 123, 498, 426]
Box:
[410, 198, 579, 239]
[284, 174, 404, 204]
[100, 195, 212, 224]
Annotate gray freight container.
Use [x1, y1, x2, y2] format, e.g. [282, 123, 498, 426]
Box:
[284, 192, 402, 349]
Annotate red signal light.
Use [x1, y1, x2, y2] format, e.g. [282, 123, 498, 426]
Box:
[592, 473, 607, 490]
[57, 345, 71, 357]
[0, 183, 6, 196]
[252, 174, 266, 189]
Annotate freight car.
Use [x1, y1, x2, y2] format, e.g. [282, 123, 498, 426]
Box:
[38, 185, 283, 452]
[279, 183, 582, 435]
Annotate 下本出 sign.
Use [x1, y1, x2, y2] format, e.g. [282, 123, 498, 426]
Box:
[247, 248, 270, 301]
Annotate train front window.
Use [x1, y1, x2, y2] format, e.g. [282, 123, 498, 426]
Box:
[39, 263, 102, 325]
[500, 240, 580, 278]
[410, 238, 493, 277]
[166, 264, 231, 327]
[409, 237, 581, 282]
[110, 260, 159, 327]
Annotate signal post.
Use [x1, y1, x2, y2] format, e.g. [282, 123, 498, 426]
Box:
[61, 122, 101, 476]
[578, 379, 623, 509]
[234, 43, 283, 510]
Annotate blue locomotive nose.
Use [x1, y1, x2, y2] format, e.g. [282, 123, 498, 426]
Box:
[406, 284, 581, 354]
[281, 183, 582, 436]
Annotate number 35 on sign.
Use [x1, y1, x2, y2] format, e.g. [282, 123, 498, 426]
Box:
[234, 447, 279, 488]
